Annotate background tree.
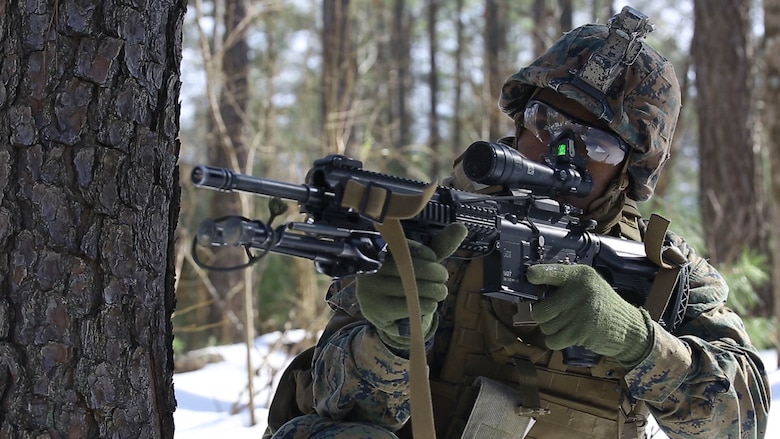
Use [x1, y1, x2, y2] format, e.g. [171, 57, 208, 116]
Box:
[691, 0, 773, 315]
[428, 0, 442, 176]
[0, 1, 182, 436]
[208, 0, 253, 344]
[361, 0, 413, 175]
[558, 0, 573, 32]
[532, 0, 553, 56]
[392, 0, 413, 152]
[485, 0, 510, 141]
[322, 0, 358, 157]
[762, 0, 780, 347]
[452, 0, 466, 156]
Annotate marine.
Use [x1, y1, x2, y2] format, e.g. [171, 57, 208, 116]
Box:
[265, 6, 771, 439]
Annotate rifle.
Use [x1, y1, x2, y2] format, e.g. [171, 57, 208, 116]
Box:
[191, 140, 687, 365]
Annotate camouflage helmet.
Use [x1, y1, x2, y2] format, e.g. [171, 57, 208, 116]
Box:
[499, 7, 681, 201]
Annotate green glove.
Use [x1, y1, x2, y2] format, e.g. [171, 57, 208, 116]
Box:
[356, 223, 468, 350]
[526, 264, 654, 366]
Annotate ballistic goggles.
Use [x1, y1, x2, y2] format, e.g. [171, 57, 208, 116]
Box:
[522, 100, 628, 165]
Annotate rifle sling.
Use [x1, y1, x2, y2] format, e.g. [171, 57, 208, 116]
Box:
[643, 214, 684, 322]
[342, 178, 439, 439]
[342, 178, 438, 221]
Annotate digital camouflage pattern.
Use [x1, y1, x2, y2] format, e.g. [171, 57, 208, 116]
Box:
[623, 227, 770, 437]
[499, 24, 681, 202]
[272, 415, 399, 439]
[270, 296, 413, 438]
[269, 226, 770, 439]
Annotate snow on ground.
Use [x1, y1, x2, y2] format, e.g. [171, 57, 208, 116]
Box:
[172, 330, 305, 438]
[173, 331, 780, 438]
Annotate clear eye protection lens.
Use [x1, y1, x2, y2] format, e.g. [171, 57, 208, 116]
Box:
[580, 130, 626, 165]
[522, 100, 626, 166]
[522, 104, 550, 145]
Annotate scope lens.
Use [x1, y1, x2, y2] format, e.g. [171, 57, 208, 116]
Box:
[462, 141, 496, 182]
[463, 141, 539, 186]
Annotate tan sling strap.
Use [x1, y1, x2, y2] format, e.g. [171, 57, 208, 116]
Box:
[341, 178, 439, 439]
[642, 213, 687, 322]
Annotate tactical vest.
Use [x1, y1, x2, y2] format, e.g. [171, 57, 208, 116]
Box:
[420, 256, 648, 439]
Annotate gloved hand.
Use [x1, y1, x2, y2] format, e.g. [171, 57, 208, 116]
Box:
[526, 264, 654, 366]
[356, 223, 468, 350]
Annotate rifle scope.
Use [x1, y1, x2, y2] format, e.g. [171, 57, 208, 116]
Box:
[461, 141, 593, 197]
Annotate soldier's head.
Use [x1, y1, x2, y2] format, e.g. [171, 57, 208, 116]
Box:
[499, 7, 681, 219]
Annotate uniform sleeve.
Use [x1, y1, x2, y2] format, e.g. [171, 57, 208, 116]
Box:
[309, 282, 412, 431]
[624, 234, 771, 439]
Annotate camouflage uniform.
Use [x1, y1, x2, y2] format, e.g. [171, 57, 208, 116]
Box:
[267, 12, 771, 439]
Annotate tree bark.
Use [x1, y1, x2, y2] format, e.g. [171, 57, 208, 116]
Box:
[763, 0, 780, 331]
[392, 0, 411, 150]
[209, 0, 252, 344]
[1, 1, 183, 437]
[453, 0, 465, 156]
[558, 0, 573, 33]
[428, 0, 441, 177]
[692, 0, 772, 313]
[531, 0, 550, 57]
[485, 0, 510, 141]
[322, 0, 357, 157]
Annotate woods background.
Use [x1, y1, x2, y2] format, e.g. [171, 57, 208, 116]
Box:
[2, 0, 780, 436]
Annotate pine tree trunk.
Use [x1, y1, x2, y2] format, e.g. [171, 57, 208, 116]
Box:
[485, 0, 510, 141]
[763, 0, 780, 338]
[392, 0, 411, 150]
[0, 1, 183, 437]
[558, 0, 573, 33]
[321, 0, 357, 157]
[453, 0, 465, 156]
[692, 0, 772, 314]
[427, 0, 441, 177]
[209, 0, 252, 344]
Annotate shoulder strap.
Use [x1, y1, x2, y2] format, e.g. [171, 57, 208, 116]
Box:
[643, 214, 687, 322]
[341, 178, 439, 439]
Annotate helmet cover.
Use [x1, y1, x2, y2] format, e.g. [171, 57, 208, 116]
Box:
[499, 12, 681, 201]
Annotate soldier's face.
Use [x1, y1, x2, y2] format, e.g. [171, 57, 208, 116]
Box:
[515, 89, 626, 211]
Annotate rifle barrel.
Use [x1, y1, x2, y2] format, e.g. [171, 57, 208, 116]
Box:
[191, 165, 323, 204]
